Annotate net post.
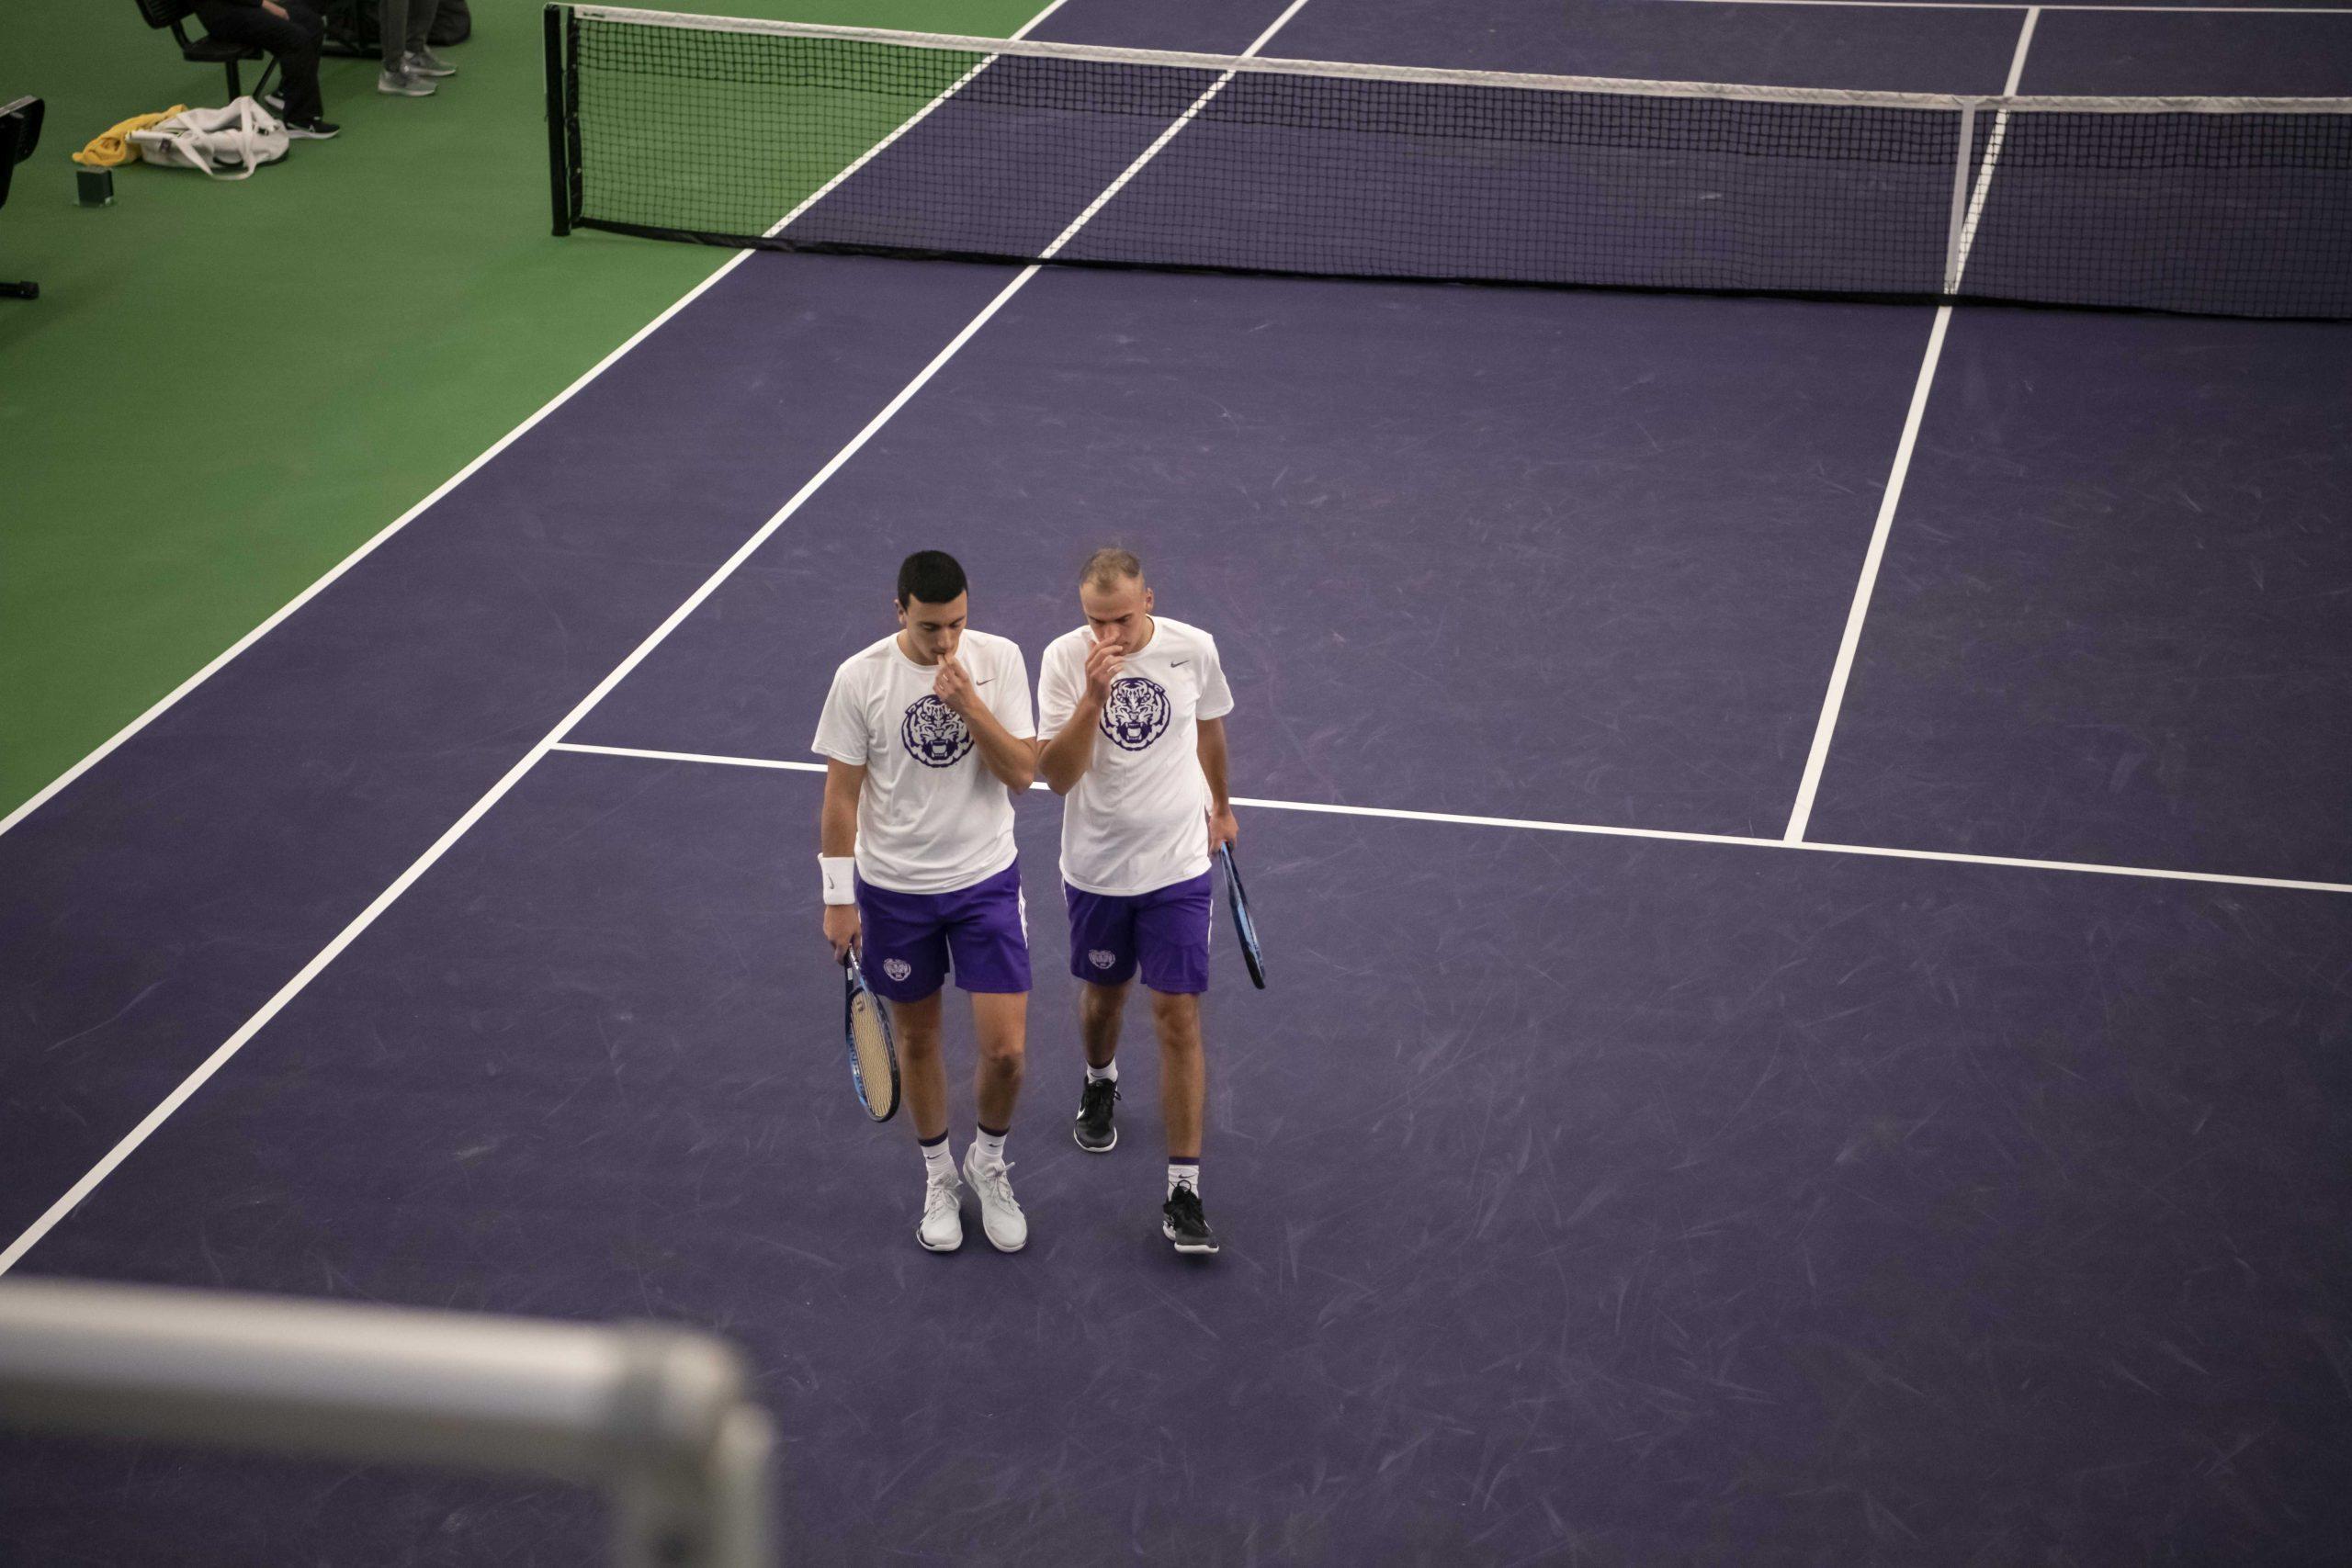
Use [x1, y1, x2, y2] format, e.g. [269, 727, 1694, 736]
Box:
[0, 1280, 777, 1568]
[1942, 102, 1977, 297]
[545, 4, 573, 237]
[604, 1328, 775, 1568]
[609, 1406, 775, 1568]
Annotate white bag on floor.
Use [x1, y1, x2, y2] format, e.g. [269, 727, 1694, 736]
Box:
[130, 96, 288, 179]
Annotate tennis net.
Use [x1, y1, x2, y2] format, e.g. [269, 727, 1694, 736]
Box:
[544, 5, 2352, 319]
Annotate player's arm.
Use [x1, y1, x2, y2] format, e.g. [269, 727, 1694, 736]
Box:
[1197, 716, 1238, 850]
[966, 698, 1037, 793]
[1037, 709, 1098, 796]
[1040, 634, 1122, 795]
[936, 652, 1035, 792]
[819, 760, 865, 961]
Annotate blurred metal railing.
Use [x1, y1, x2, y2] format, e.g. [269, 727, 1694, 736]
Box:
[0, 1279, 774, 1568]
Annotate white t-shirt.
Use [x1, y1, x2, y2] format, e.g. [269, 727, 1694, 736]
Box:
[812, 630, 1035, 895]
[1037, 616, 1234, 897]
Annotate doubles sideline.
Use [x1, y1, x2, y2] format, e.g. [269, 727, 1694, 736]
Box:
[0, 0, 1317, 1278]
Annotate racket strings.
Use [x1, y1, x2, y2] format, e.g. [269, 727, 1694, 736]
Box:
[850, 996, 891, 1060]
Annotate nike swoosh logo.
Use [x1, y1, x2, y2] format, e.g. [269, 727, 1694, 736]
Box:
[1171, 660, 1190, 667]
[976, 678, 995, 685]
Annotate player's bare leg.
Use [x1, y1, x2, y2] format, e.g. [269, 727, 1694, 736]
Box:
[891, 991, 950, 1140]
[1072, 979, 1126, 1153]
[890, 991, 962, 1252]
[1150, 989, 1204, 1159]
[1080, 979, 1126, 1069]
[962, 989, 1030, 1251]
[1151, 988, 1217, 1254]
[970, 990, 1028, 1129]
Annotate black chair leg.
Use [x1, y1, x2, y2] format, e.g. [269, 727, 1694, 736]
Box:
[255, 58, 281, 106]
[224, 60, 243, 100]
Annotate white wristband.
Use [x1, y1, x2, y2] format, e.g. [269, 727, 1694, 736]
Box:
[820, 856, 856, 906]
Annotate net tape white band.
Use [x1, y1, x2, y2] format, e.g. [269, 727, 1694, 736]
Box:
[564, 5, 2352, 114]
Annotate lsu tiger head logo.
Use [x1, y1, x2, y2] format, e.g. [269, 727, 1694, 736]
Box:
[883, 958, 912, 983]
[1088, 949, 1117, 970]
[900, 694, 974, 768]
[1099, 676, 1171, 752]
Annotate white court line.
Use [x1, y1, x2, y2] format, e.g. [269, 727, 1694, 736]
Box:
[0, 0, 1318, 1277]
[1950, 8, 2042, 288]
[548, 741, 2352, 897]
[559, 741, 829, 773]
[762, 0, 1071, 240]
[0, 271, 735, 840]
[1781, 308, 1953, 843]
[1042, 0, 1316, 258]
[0, 0, 1072, 843]
[1786, 6, 2038, 841]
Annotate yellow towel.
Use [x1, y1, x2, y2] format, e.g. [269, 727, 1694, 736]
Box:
[74, 107, 189, 168]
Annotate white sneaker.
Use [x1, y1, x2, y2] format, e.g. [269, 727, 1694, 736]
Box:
[378, 69, 435, 96]
[960, 1145, 1027, 1253]
[917, 1171, 962, 1253]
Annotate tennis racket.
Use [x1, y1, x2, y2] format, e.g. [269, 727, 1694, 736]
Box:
[842, 949, 900, 1122]
[1217, 843, 1265, 989]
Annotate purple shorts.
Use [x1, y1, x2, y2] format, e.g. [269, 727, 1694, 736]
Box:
[855, 861, 1031, 1003]
[1065, 871, 1214, 995]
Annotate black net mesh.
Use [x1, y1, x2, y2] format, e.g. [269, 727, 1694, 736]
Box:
[553, 7, 2352, 319]
[1956, 109, 2352, 315]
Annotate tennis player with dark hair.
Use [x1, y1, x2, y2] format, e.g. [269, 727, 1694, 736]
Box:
[1037, 548, 1238, 1255]
[814, 550, 1038, 1254]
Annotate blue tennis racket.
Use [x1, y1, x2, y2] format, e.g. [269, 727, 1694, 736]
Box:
[1218, 844, 1264, 989]
[842, 950, 900, 1122]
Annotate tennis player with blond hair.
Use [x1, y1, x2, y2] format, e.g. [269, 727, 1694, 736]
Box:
[1036, 548, 1238, 1255]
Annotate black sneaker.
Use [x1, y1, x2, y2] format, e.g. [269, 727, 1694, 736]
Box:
[1073, 1077, 1118, 1153]
[285, 117, 342, 141]
[1162, 1185, 1218, 1255]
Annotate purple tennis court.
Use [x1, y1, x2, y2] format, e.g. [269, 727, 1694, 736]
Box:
[5, 0, 2351, 1562]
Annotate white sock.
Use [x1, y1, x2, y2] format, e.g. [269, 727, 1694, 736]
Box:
[1168, 1160, 1199, 1199]
[1087, 1059, 1118, 1084]
[921, 1134, 954, 1183]
[975, 1125, 1008, 1166]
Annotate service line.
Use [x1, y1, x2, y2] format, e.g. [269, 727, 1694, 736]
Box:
[550, 742, 2352, 897]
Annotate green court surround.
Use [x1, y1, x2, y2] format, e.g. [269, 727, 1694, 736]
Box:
[0, 0, 1045, 817]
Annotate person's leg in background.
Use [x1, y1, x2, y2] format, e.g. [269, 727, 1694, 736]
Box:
[195, 0, 334, 134]
[377, 0, 433, 96]
[402, 0, 458, 80]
